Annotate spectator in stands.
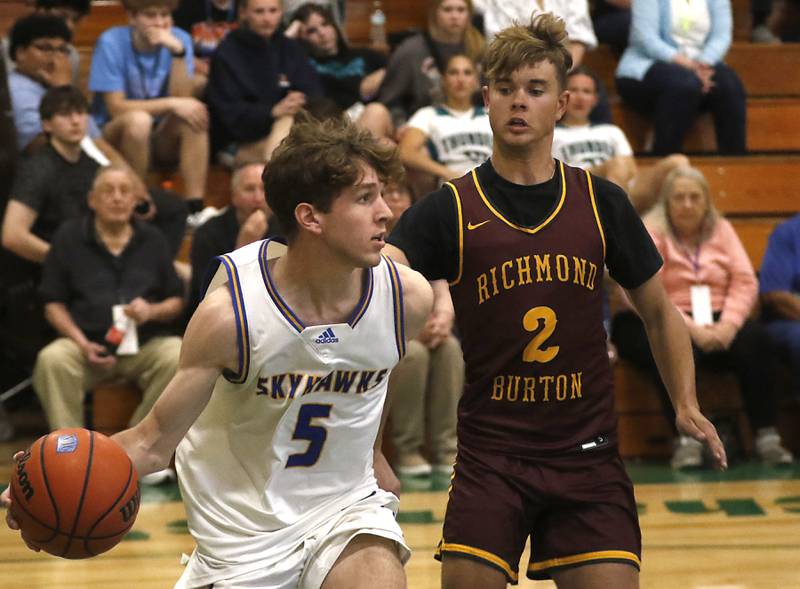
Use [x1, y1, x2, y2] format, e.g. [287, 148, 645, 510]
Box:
[172, 0, 237, 80]
[205, 0, 322, 165]
[759, 214, 800, 399]
[553, 66, 688, 213]
[2, 86, 188, 264]
[611, 166, 792, 469]
[2, 0, 91, 87]
[283, 0, 343, 24]
[399, 54, 491, 185]
[186, 162, 277, 320]
[377, 0, 485, 130]
[471, 1, 613, 123]
[384, 181, 464, 482]
[89, 0, 209, 211]
[33, 166, 183, 439]
[615, 0, 747, 156]
[473, 0, 597, 60]
[592, 0, 631, 55]
[288, 3, 393, 139]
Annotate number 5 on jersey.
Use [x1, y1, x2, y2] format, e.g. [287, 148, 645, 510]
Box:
[522, 306, 559, 363]
[286, 403, 332, 468]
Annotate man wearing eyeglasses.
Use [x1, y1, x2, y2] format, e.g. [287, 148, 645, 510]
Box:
[7, 13, 82, 151]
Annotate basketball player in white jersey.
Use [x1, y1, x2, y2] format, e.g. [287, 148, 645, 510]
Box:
[2, 114, 434, 589]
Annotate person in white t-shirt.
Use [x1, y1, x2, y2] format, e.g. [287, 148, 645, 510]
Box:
[399, 54, 492, 185]
[554, 66, 688, 212]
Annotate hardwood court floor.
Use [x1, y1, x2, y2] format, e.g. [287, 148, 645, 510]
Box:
[1, 433, 799, 588]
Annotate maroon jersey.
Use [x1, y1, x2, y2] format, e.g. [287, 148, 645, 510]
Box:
[448, 160, 614, 456]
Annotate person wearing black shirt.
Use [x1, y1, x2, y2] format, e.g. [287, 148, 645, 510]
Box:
[33, 166, 183, 433]
[186, 162, 277, 320]
[386, 14, 726, 589]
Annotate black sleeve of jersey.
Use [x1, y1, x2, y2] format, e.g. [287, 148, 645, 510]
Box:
[592, 175, 663, 289]
[386, 186, 459, 281]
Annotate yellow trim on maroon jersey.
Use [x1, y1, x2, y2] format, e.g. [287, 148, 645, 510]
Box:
[528, 550, 641, 574]
[585, 171, 607, 262]
[217, 254, 250, 384]
[436, 542, 519, 582]
[472, 160, 567, 235]
[445, 181, 464, 286]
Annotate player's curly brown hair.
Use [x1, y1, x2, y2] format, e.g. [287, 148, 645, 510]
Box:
[263, 112, 404, 240]
[483, 13, 572, 90]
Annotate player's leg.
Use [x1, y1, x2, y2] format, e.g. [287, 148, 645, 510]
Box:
[441, 554, 507, 589]
[551, 562, 638, 589]
[524, 451, 641, 586]
[102, 110, 154, 179]
[437, 445, 532, 587]
[320, 534, 405, 589]
[300, 490, 409, 589]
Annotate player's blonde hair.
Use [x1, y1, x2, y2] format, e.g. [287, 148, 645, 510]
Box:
[483, 13, 572, 90]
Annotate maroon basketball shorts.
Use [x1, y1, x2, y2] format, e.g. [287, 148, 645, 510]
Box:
[434, 443, 641, 583]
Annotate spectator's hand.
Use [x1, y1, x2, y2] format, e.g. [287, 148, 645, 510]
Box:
[171, 97, 209, 132]
[124, 297, 152, 325]
[687, 323, 723, 352]
[143, 26, 183, 54]
[709, 321, 737, 350]
[284, 20, 303, 38]
[607, 340, 618, 365]
[236, 210, 269, 248]
[271, 91, 306, 119]
[417, 309, 454, 349]
[694, 63, 715, 94]
[82, 341, 116, 368]
[675, 405, 728, 470]
[373, 450, 401, 497]
[672, 53, 696, 70]
[359, 69, 386, 101]
[2, 452, 44, 551]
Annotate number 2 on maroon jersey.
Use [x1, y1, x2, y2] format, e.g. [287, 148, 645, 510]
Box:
[522, 306, 559, 363]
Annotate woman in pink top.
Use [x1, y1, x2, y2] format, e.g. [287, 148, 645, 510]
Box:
[611, 166, 792, 469]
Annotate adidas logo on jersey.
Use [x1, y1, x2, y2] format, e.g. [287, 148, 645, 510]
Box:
[314, 328, 339, 344]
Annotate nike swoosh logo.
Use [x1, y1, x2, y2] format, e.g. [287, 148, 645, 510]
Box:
[467, 220, 491, 230]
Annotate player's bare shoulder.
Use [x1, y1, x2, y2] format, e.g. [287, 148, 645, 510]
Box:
[394, 262, 434, 339]
[183, 286, 240, 373]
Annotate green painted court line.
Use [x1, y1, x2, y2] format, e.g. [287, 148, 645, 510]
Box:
[626, 461, 800, 485]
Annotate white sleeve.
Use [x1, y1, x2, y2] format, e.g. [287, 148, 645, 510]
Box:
[611, 126, 633, 157]
[407, 106, 437, 135]
[561, 0, 598, 50]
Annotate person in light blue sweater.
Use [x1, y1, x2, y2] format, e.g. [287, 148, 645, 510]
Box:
[614, 0, 746, 155]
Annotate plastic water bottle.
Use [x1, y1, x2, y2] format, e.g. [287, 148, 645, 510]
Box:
[370, 1, 387, 48]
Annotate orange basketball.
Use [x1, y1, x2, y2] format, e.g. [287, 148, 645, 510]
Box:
[9, 428, 140, 559]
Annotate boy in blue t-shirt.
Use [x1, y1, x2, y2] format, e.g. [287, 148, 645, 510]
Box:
[89, 0, 208, 209]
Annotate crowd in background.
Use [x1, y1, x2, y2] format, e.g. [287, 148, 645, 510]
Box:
[1, 0, 799, 480]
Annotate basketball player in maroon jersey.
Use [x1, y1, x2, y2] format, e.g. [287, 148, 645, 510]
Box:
[385, 13, 727, 589]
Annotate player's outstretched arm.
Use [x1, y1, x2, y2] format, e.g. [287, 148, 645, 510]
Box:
[626, 275, 728, 470]
[112, 286, 240, 477]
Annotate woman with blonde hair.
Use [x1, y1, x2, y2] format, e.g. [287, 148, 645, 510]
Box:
[378, 0, 485, 129]
[612, 166, 792, 469]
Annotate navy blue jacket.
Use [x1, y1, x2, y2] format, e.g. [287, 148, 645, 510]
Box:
[205, 26, 322, 146]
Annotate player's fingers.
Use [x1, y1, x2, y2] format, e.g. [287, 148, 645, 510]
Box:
[12, 451, 24, 462]
[701, 422, 727, 470]
[5, 510, 20, 530]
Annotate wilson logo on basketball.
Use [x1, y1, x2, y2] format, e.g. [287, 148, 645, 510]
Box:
[119, 486, 141, 523]
[15, 449, 35, 501]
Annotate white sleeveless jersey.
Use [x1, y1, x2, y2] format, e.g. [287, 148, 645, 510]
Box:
[407, 104, 493, 177]
[175, 239, 406, 582]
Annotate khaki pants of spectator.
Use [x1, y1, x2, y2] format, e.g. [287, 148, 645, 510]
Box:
[32, 336, 182, 431]
[389, 336, 464, 467]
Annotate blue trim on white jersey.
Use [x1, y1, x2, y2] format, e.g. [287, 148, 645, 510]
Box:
[383, 255, 406, 359]
[216, 254, 250, 383]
